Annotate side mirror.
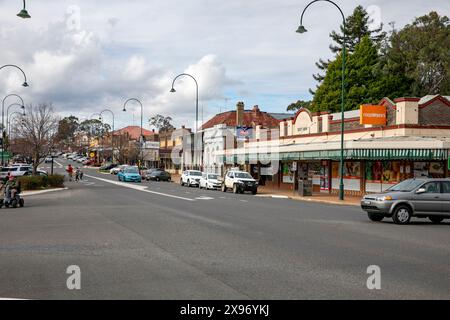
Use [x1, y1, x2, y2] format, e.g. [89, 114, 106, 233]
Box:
[416, 188, 426, 194]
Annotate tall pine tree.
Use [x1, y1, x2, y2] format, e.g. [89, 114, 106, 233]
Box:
[312, 36, 396, 113]
[311, 5, 386, 94]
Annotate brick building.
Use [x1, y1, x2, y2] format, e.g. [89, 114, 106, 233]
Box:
[220, 95, 450, 197]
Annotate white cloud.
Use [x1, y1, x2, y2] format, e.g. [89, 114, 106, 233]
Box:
[0, 0, 448, 130]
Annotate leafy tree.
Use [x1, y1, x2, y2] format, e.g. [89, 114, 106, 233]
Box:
[149, 114, 174, 132]
[56, 116, 79, 144]
[79, 119, 111, 138]
[13, 104, 59, 173]
[381, 11, 449, 96]
[312, 5, 386, 93]
[286, 100, 312, 112]
[313, 36, 400, 112]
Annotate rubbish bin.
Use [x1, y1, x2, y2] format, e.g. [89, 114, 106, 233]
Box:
[298, 178, 313, 196]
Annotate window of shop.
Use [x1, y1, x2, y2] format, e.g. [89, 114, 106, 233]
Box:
[332, 161, 361, 191]
[413, 161, 445, 179]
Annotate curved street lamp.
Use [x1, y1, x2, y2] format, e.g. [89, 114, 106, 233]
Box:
[100, 109, 115, 163]
[6, 103, 25, 136]
[1, 91, 27, 166]
[297, 0, 346, 200]
[8, 111, 25, 144]
[17, 0, 31, 18]
[122, 98, 144, 164]
[170, 73, 199, 132]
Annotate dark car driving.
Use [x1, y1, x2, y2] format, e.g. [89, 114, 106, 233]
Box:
[146, 170, 171, 182]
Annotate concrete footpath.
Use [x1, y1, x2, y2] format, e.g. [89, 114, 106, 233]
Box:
[170, 172, 360, 206]
[257, 186, 361, 206]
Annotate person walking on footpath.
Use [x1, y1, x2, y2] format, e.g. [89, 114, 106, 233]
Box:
[66, 164, 74, 182]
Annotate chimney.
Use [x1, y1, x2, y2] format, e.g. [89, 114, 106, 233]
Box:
[236, 102, 244, 127]
[394, 98, 419, 125]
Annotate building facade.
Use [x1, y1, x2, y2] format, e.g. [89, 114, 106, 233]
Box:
[219, 95, 450, 196]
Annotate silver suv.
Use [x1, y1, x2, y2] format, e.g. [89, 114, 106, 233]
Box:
[361, 178, 450, 225]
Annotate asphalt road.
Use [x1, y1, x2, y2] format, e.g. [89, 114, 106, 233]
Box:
[0, 159, 449, 299]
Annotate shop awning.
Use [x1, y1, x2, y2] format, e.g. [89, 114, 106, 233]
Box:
[220, 148, 449, 163]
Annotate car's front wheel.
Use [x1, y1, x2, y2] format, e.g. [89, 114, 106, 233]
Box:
[429, 216, 444, 224]
[392, 205, 412, 225]
[368, 212, 384, 222]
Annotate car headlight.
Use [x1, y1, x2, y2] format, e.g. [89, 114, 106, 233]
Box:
[237, 180, 244, 184]
[376, 196, 393, 201]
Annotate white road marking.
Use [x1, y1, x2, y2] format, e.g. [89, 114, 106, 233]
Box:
[85, 174, 195, 202]
[53, 160, 63, 168]
[195, 196, 214, 200]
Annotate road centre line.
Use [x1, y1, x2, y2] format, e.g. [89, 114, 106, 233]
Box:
[85, 174, 195, 202]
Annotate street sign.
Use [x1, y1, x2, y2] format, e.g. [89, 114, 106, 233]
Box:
[448, 158, 450, 170]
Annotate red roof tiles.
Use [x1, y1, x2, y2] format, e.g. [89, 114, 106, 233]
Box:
[201, 106, 280, 130]
[113, 126, 155, 140]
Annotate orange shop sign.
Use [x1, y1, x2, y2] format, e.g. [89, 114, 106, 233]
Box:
[360, 105, 386, 125]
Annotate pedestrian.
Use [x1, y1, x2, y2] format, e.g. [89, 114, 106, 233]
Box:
[66, 164, 74, 182]
[75, 167, 80, 182]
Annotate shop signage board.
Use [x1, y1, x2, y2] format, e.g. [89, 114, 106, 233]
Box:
[360, 105, 387, 125]
[236, 126, 253, 141]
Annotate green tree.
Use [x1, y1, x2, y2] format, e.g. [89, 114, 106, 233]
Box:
[312, 5, 386, 92]
[381, 11, 450, 96]
[313, 36, 399, 112]
[286, 100, 312, 112]
[149, 114, 174, 132]
[79, 119, 111, 138]
[56, 116, 79, 143]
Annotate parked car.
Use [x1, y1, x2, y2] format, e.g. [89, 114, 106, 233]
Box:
[361, 178, 450, 225]
[221, 170, 258, 194]
[99, 163, 117, 171]
[180, 170, 203, 187]
[110, 165, 129, 175]
[118, 166, 142, 182]
[0, 165, 32, 179]
[199, 173, 221, 190]
[44, 157, 53, 163]
[23, 169, 48, 177]
[147, 170, 171, 182]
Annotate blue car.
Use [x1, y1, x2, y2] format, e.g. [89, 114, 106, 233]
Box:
[118, 166, 142, 182]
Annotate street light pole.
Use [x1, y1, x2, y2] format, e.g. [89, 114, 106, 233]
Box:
[170, 73, 199, 132]
[6, 102, 25, 138]
[100, 109, 115, 163]
[122, 98, 144, 166]
[1, 86, 27, 167]
[90, 113, 102, 163]
[5, 103, 25, 154]
[296, 0, 346, 200]
[17, 0, 31, 18]
[8, 111, 25, 146]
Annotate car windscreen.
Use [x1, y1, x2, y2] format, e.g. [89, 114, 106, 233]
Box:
[124, 168, 139, 174]
[189, 171, 202, 176]
[387, 179, 425, 192]
[235, 172, 252, 179]
[208, 174, 219, 180]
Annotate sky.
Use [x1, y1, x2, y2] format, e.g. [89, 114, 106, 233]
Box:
[0, 0, 449, 131]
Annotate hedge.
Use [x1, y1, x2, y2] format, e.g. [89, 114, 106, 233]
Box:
[18, 174, 65, 191]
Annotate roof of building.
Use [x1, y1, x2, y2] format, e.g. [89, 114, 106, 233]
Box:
[269, 112, 295, 120]
[201, 105, 281, 130]
[113, 126, 156, 140]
